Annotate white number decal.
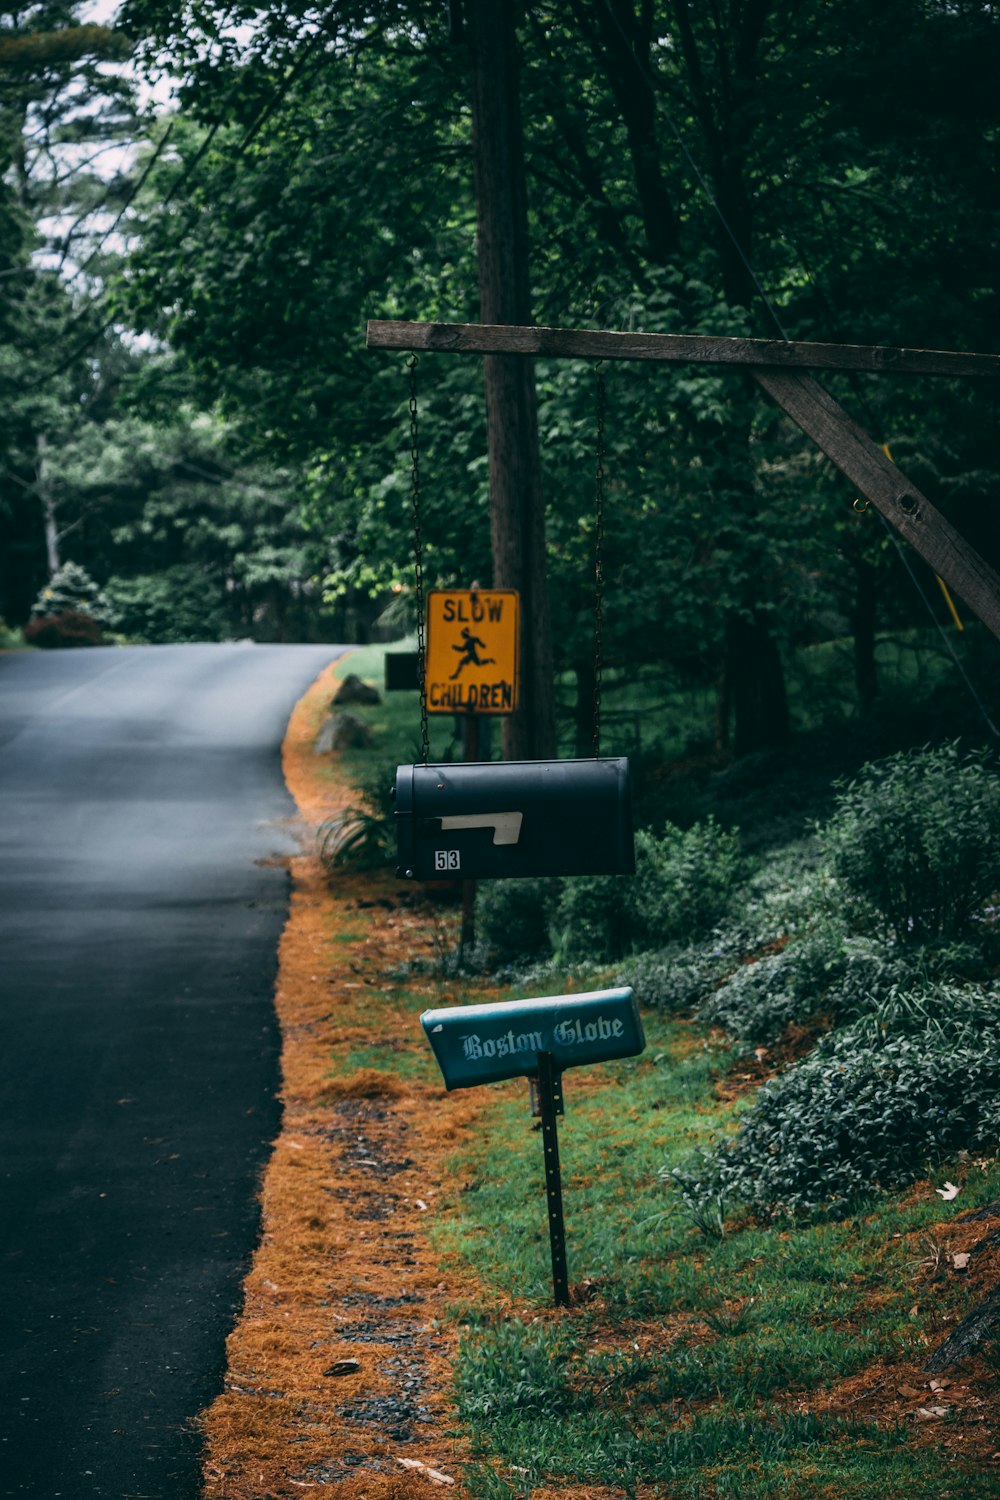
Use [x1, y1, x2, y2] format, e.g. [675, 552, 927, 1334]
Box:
[435, 850, 460, 872]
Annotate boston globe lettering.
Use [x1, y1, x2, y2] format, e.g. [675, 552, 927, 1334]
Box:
[462, 1026, 544, 1062]
[461, 1013, 626, 1065]
[422, 989, 643, 1092]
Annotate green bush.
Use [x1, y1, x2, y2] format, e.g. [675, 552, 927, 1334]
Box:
[30, 561, 117, 629]
[696, 926, 921, 1043]
[318, 762, 396, 871]
[631, 819, 747, 948]
[551, 870, 636, 961]
[0, 618, 27, 648]
[821, 743, 1000, 944]
[105, 565, 229, 643]
[552, 818, 747, 964]
[619, 939, 736, 1013]
[670, 985, 1000, 1218]
[475, 877, 561, 963]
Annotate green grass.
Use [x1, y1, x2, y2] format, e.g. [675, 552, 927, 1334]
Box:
[425, 1007, 1000, 1498]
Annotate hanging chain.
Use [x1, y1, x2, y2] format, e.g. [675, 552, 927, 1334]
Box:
[592, 361, 607, 759]
[407, 355, 430, 764]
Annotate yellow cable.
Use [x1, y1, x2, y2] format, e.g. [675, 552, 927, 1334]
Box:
[858, 442, 963, 630]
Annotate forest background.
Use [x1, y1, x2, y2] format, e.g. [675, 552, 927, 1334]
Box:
[1, 0, 999, 769]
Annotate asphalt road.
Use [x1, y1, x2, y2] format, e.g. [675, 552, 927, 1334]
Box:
[0, 642, 343, 1499]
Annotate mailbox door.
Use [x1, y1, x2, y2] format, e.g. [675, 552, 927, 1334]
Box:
[395, 758, 634, 881]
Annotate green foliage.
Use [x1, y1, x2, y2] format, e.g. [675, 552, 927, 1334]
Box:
[0, 618, 27, 648]
[30, 560, 117, 627]
[551, 819, 746, 963]
[474, 878, 562, 965]
[318, 763, 397, 872]
[104, 565, 228, 643]
[821, 743, 1000, 943]
[437, 1001, 1000, 1496]
[550, 870, 637, 963]
[672, 986, 1000, 1218]
[619, 938, 735, 1013]
[632, 819, 747, 947]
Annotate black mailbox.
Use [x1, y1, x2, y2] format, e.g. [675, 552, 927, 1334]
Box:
[394, 757, 634, 880]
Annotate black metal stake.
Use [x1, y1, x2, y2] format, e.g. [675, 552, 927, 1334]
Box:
[537, 1051, 570, 1307]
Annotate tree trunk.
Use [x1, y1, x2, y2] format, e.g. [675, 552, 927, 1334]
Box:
[466, 0, 556, 760]
[37, 434, 59, 578]
[720, 612, 790, 757]
[852, 555, 879, 713]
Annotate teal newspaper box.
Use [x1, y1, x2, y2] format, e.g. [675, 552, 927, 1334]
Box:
[420, 987, 644, 1091]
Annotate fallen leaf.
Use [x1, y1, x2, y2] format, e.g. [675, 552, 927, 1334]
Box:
[324, 1359, 361, 1377]
[936, 1181, 961, 1200]
[898, 1384, 922, 1399]
[396, 1457, 455, 1486]
[951, 1252, 971, 1270]
[930, 1379, 952, 1391]
[915, 1405, 950, 1420]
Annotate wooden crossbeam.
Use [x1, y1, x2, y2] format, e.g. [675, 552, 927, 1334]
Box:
[367, 317, 1000, 646]
[366, 319, 1000, 379]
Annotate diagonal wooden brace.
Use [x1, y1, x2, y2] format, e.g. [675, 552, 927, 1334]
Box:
[751, 368, 1000, 644]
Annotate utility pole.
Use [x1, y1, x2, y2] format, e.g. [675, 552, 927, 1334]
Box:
[465, 0, 556, 760]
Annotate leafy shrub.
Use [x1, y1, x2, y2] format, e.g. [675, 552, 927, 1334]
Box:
[551, 870, 636, 961]
[695, 924, 924, 1043]
[552, 818, 747, 964]
[619, 939, 736, 1013]
[30, 561, 117, 629]
[475, 877, 561, 963]
[105, 565, 229, 643]
[697, 929, 845, 1043]
[631, 819, 747, 948]
[23, 609, 104, 648]
[318, 762, 396, 871]
[670, 984, 1000, 1218]
[0, 618, 26, 648]
[821, 743, 1000, 943]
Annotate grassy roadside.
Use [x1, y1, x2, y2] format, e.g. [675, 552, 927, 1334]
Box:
[204, 646, 1000, 1499]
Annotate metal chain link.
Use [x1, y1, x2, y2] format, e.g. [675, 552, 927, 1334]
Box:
[593, 362, 606, 759]
[407, 355, 430, 764]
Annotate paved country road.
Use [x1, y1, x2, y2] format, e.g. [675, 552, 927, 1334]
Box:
[0, 643, 344, 1499]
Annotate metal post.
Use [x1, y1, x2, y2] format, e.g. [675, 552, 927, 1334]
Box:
[537, 1050, 569, 1307]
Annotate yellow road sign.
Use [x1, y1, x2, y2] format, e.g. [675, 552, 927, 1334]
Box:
[425, 589, 520, 714]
